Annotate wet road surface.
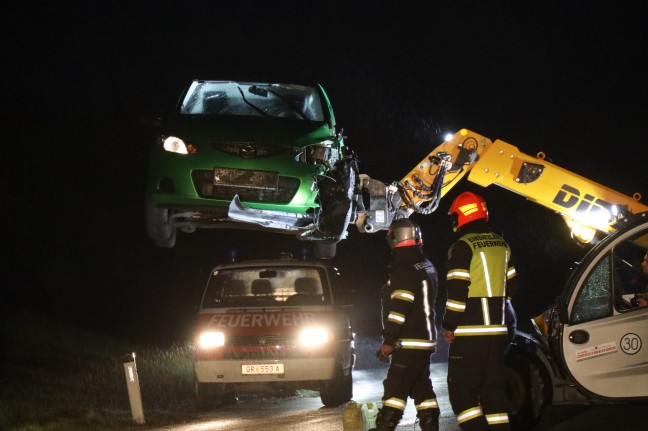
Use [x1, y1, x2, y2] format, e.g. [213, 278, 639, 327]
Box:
[153, 364, 646, 431]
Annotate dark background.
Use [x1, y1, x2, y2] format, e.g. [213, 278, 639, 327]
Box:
[4, 1, 647, 344]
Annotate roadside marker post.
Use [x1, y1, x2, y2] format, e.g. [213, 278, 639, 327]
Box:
[122, 352, 146, 425]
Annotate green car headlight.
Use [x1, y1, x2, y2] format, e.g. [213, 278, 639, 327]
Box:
[295, 140, 337, 165]
[163, 136, 197, 155]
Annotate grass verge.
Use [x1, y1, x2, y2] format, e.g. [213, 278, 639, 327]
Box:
[1, 308, 198, 431]
[1, 308, 389, 431]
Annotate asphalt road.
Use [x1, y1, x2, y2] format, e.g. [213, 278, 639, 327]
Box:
[153, 365, 454, 431]
[153, 364, 647, 431]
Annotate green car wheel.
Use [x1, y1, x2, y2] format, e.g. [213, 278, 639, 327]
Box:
[145, 201, 177, 248]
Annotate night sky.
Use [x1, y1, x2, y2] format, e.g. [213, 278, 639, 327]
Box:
[4, 2, 647, 343]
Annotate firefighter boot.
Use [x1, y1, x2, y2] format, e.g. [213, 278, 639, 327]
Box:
[417, 409, 440, 431]
[369, 407, 402, 431]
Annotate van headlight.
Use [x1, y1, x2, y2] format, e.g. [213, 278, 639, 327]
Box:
[198, 331, 225, 348]
[299, 327, 329, 347]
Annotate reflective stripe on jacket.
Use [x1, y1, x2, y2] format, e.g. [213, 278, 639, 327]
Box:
[381, 246, 439, 349]
[443, 231, 517, 335]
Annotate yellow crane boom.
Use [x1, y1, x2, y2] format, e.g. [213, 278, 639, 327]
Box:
[358, 129, 646, 244]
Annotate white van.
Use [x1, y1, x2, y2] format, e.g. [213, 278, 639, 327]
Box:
[193, 256, 355, 408]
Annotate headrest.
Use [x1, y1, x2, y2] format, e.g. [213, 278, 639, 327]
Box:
[223, 279, 247, 296]
[251, 279, 273, 296]
[294, 277, 319, 294]
[202, 90, 228, 113]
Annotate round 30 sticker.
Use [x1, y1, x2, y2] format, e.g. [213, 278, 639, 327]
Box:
[620, 333, 642, 355]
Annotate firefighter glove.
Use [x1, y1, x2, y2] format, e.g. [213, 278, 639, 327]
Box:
[375, 343, 394, 362]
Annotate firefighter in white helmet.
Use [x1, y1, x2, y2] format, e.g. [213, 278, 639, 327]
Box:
[443, 192, 520, 430]
[371, 218, 441, 431]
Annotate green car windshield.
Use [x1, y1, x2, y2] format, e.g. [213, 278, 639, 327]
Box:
[180, 81, 325, 121]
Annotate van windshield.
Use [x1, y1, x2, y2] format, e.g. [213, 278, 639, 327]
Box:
[202, 266, 330, 307]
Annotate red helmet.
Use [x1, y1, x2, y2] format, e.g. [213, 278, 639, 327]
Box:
[448, 192, 489, 231]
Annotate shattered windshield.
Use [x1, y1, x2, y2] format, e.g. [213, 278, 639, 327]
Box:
[179, 81, 325, 121]
[201, 266, 330, 307]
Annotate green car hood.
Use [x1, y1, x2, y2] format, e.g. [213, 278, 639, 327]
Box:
[162, 115, 336, 147]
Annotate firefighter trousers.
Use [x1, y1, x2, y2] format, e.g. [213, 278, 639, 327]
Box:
[381, 349, 439, 420]
[447, 335, 510, 431]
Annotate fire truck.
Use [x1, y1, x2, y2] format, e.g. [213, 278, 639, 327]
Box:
[356, 129, 648, 428]
[193, 256, 354, 408]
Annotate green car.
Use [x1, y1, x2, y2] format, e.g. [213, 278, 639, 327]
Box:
[145, 80, 360, 258]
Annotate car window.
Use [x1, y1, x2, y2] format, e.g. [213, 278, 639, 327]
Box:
[613, 231, 648, 311]
[202, 266, 330, 307]
[180, 81, 325, 121]
[571, 227, 648, 323]
[571, 255, 613, 324]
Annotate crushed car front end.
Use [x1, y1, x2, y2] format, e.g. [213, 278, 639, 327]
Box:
[145, 80, 355, 254]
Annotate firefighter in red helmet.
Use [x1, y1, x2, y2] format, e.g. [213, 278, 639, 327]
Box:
[370, 218, 441, 431]
[448, 191, 489, 232]
[443, 192, 519, 431]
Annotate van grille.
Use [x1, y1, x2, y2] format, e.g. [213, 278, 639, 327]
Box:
[228, 335, 294, 346]
[223, 334, 317, 360]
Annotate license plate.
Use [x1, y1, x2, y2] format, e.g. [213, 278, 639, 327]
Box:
[241, 363, 285, 375]
[214, 168, 279, 190]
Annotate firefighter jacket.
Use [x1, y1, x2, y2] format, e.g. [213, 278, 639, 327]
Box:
[442, 220, 519, 336]
[381, 245, 439, 351]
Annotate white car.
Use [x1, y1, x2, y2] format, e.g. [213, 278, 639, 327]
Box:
[193, 255, 355, 408]
[505, 214, 648, 429]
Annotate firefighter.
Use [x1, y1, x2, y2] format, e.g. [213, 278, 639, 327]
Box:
[442, 192, 519, 431]
[371, 218, 441, 431]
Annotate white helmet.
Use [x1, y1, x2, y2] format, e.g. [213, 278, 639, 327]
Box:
[386, 219, 423, 248]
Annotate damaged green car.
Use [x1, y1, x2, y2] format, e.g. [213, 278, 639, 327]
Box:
[144, 80, 360, 258]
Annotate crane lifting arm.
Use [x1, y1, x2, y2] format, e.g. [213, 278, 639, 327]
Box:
[357, 129, 647, 244]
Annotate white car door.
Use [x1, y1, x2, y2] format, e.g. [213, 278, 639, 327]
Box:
[561, 223, 648, 399]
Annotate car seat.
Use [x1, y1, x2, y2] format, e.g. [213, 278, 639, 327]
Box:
[286, 277, 323, 305]
[251, 279, 274, 296]
[202, 90, 228, 114]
